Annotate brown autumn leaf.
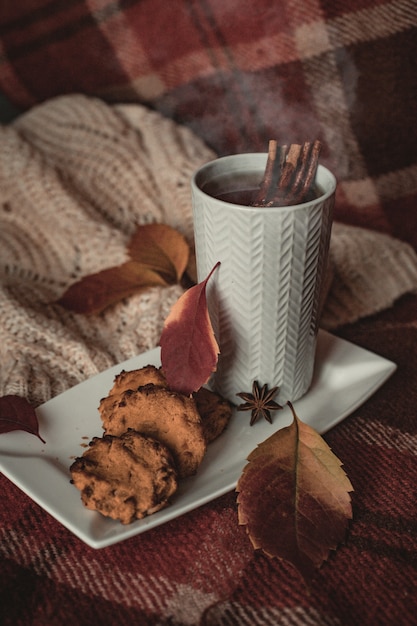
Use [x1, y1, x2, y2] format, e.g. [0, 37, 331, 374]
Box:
[236, 402, 353, 579]
[58, 260, 168, 314]
[160, 262, 220, 395]
[128, 223, 189, 283]
[58, 223, 190, 314]
[0, 395, 46, 443]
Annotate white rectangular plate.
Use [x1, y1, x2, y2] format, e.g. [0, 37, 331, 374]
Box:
[0, 330, 396, 549]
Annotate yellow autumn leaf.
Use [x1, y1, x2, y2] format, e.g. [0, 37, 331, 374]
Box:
[236, 402, 353, 579]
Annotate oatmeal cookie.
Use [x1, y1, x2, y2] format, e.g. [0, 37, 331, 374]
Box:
[101, 384, 206, 478]
[70, 430, 178, 524]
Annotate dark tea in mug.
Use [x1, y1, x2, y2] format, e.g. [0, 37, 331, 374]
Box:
[202, 171, 322, 207]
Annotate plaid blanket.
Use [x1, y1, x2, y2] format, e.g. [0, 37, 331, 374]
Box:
[0, 0, 416, 248]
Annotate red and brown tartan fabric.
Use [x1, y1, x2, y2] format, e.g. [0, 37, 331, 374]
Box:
[1, 2, 417, 626]
[0, 0, 417, 248]
[1, 301, 417, 626]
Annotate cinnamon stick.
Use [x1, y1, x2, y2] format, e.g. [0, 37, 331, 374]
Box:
[252, 139, 322, 207]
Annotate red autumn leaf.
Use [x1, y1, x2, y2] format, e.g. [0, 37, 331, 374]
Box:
[0, 395, 46, 443]
[58, 260, 168, 314]
[128, 223, 189, 282]
[160, 262, 220, 395]
[236, 402, 353, 579]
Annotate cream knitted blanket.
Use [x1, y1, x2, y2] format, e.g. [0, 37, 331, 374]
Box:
[1, 95, 416, 405]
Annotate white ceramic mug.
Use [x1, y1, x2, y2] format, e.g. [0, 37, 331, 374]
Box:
[191, 153, 336, 404]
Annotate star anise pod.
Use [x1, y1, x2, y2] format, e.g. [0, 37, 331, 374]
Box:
[236, 381, 283, 426]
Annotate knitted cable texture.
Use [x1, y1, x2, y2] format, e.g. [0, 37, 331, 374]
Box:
[1, 94, 416, 405]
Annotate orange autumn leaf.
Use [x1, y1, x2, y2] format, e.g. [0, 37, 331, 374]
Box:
[128, 223, 189, 283]
[58, 260, 168, 314]
[160, 262, 220, 395]
[58, 224, 190, 314]
[236, 402, 353, 579]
